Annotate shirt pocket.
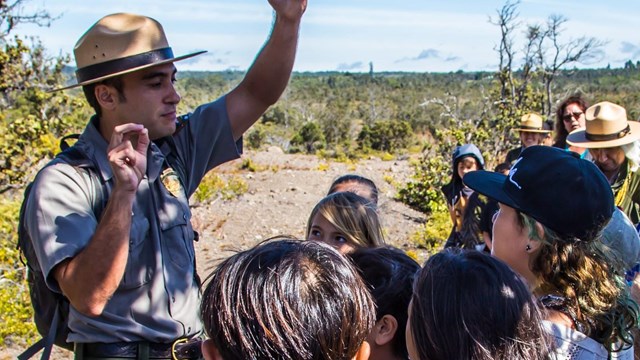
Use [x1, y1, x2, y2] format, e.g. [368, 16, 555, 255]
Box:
[119, 216, 153, 290]
[160, 210, 195, 269]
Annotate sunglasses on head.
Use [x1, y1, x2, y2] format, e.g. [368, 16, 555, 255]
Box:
[562, 111, 584, 122]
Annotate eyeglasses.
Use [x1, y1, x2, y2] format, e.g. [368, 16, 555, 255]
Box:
[562, 111, 584, 122]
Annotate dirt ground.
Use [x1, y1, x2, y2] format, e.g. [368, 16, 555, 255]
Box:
[3, 148, 428, 359]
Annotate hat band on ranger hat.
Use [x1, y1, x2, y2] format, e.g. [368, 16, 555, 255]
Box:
[586, 125, 631, 142]
[519, 125, 543, 130]
[75, 47, 174, 84]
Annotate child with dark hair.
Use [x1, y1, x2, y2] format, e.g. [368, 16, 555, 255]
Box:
[200, 238, 375, 360]
[407, 248, 552, 360]
[328, 174, 379, 206]
[441, 143, 486, 250]
[348, 246, 420, 360]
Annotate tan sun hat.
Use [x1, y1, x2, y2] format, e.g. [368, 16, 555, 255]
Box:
[566, 101, 640, 148]
[513, 113, 551, 133]
[52, 13, 206, 91]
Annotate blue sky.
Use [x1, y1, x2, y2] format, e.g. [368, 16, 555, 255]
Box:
[15, 0, 640, 72]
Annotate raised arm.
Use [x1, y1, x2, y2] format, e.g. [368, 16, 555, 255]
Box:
[226, 0, 307, 140]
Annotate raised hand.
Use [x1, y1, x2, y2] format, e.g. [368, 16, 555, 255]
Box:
[107, 123, 150, 193]
[268, 0, 307, 22]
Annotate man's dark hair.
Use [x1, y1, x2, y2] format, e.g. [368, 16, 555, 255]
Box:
[82, 76, 126, 117]
[348, 246, 419, 359]
[200, 238, 376, 360]
[328, 174, 379, 206]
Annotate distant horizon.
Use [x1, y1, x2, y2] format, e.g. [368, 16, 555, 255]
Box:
[21, 0, 639, 73]
[61, 64, 635, 77]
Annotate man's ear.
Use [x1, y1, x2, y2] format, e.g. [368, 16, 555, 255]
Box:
[202, 339, 224, 360]
[372, 314, 398, 346]
[353, 340, 371, 360]
[94, 84, 118, 111]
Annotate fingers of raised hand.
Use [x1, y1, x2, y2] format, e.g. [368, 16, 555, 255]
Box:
[109, 123, 146, 152]
[268, 0, 307, 20]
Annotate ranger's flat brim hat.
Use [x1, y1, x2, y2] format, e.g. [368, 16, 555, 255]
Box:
[513, 113, 551, 133]
[52, 13, 206, 92]
[566, 101, 640, 148]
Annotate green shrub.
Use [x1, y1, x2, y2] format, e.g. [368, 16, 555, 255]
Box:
[194, 173, 248, 204]
[290, 122, 326, 154]
[397, 152, 449, 215]
[246, 124, 266, 150]
[409, 207, 450, 254]
[357, 120, 412, 152]
[0, 198, 37, 346]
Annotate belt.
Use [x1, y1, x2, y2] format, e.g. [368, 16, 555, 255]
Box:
[74, 338, 203, 360]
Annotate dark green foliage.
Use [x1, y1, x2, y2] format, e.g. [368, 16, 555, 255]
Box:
[290, 122, 326, 153]
[358, 120, 412, 152]
[246, 123, 266, 150]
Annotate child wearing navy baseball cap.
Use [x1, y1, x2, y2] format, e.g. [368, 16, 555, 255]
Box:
[464, 145, 638, 359]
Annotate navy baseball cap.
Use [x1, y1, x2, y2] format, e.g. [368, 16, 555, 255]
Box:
[463, 146, 614, 241]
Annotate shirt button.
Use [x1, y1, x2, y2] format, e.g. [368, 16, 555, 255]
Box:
[183, 214, 187, 220]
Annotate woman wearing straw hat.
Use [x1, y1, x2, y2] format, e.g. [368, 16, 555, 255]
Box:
[566, 101, 640, 224]
[464, 146, 638, 359]
[22, 2, 308, 359]
[505, 113, 552, 164]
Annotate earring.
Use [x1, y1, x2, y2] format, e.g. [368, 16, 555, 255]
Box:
[525, 244, 531, 251]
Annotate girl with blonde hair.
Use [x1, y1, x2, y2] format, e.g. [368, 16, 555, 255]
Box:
[307, 191, 385, 254]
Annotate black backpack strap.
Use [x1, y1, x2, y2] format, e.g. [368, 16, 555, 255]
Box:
[59, 134, 80, 152]
[17, 300, 62, 360]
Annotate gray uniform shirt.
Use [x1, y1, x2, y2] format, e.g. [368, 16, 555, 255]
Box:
[25, 97, 241, 343]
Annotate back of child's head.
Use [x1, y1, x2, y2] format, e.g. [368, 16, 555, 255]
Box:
[407, 248, 551, 360]
[307, 191, 385, 252]
[348, 246, 420, 359]
[327, 174, 379, 206]
[200, 238, 376, 360]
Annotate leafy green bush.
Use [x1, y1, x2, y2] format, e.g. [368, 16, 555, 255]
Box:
[397, 152, 449, 215]
[246, 123, 266, 150]
[357, 119, 413, 152]
[290, 122, 326, 154]
[409, 207, 450, 254]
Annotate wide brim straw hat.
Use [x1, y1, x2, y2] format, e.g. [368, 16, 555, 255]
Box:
[512, 113, 551, 133]
[52, 13, 206, 91]
[566, 101, 640, 148]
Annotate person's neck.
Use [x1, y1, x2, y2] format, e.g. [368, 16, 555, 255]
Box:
[603, 167, 622, 184]
[568, 144, 585, 155]
[367, 345, 403, 360]
[97, 114, 114, 142]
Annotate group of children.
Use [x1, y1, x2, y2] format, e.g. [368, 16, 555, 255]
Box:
[196, 172, 573, 359]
